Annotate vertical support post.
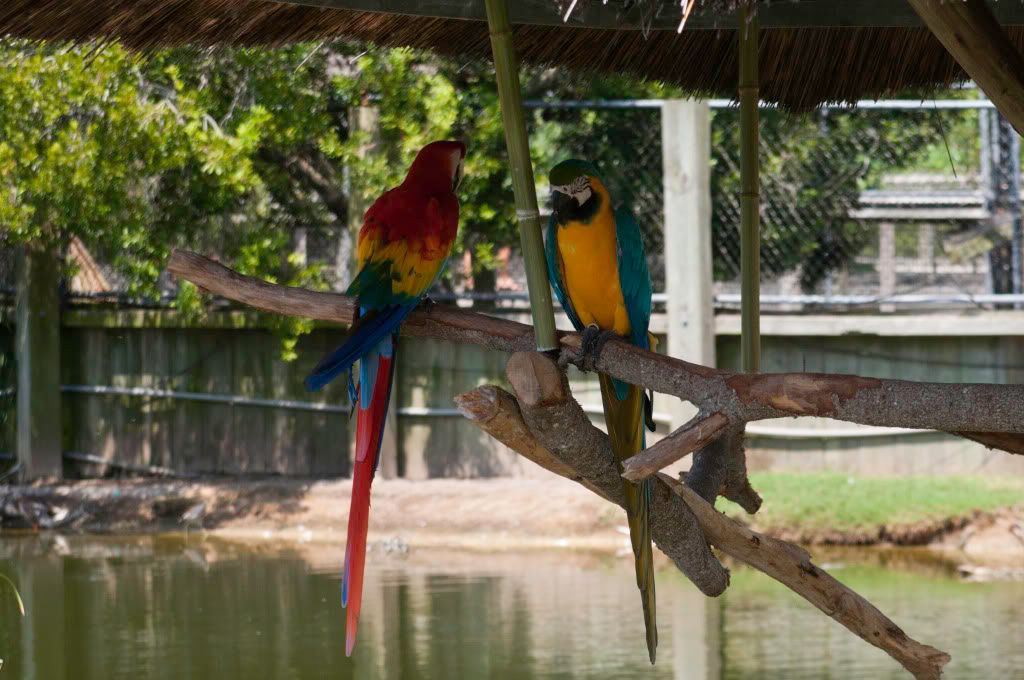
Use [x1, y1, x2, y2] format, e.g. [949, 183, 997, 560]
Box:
[738, 4, 760, 373]
[661, 100, 715, 427]
[878, 222, 896, 313]
[15, 241, 62, 480]
[1009, 127, 1023, 306]
[485, 0, 558, 351]
[993, 114, 1022, 303]
[918, 223, 936, 271]
[378, 365, 400, 479]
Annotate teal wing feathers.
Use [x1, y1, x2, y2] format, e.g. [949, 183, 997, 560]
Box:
[614, 205, 652, 352]
[611, 206, 652, 406]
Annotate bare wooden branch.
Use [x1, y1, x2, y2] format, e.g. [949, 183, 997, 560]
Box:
[453, 385, 609, 501]
[168, 249, 1024, 449]
[621, 411, 729, 481]
[457, 380, 950, 680]
[959, 430, 1024, 455]
[503, 351, 730, 596]
[661, 474, 951, 680]
[908, 0, 1024, 136]
[685, 423, 763, 514]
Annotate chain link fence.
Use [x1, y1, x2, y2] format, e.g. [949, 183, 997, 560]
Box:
[529, 98, 1024, 310]
[3, 98, 1021, 312]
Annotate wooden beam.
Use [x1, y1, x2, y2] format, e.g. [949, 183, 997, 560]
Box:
[286, 0, 1024, 30]
[908, 0, 1024, 136]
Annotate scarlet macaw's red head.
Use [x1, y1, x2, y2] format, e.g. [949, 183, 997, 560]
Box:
[403, 140, 467, 195]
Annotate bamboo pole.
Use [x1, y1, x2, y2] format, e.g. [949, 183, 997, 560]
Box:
[738, 3, 761, 373]
[484, 0, 558, 351]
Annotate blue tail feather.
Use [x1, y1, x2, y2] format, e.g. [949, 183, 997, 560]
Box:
[305, 304, 413, 392]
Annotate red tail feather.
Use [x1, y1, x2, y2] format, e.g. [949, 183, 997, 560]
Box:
[343, 349, 395, 657]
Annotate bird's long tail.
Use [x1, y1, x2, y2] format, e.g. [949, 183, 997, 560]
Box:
[341, 334, 397, 657]
[599, 373, 657, 664]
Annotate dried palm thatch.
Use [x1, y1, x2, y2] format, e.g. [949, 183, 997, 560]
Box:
[0, 0, 1021, 109]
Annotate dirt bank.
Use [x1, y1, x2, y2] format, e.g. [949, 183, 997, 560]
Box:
[1, 477, 1022, 568]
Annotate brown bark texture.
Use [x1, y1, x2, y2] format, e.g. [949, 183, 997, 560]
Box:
[169, 248, 1024, 457]
[456, 365, 950, 680]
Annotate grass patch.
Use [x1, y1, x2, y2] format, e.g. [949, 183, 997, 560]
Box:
[716, 473, 1024, 533]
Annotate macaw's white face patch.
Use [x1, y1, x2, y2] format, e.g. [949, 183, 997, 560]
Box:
[552, 176, 593, 206]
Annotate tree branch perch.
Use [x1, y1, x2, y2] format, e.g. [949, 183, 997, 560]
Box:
[621, 411, 729, 481]
[503, 351, 730, 596]
[168, 248, 1024, 450]
[169, 248, 974, 678]
[457, 377, 950, 680]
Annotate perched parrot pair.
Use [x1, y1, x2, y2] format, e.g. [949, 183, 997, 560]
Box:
[306, 144, 656, 663]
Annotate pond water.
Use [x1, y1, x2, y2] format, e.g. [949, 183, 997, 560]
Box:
[0, 535, 1022, 679]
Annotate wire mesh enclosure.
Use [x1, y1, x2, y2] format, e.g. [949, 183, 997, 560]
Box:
[7, 97, 1021, 313]
[528, 98, 1023, 310]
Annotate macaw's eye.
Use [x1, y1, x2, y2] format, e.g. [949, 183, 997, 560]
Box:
[573, 186, 593, 206]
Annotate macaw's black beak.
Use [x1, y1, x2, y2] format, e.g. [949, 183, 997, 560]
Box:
[550, 190, 573, 220]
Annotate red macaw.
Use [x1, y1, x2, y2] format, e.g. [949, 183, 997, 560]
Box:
[305, 140, 466, 656]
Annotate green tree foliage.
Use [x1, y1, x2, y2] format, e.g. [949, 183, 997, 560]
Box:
[0, 42, 558, 298]
[0, 38, 981, 314]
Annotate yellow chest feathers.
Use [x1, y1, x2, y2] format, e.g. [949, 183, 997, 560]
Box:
[556, 210, 631, 335]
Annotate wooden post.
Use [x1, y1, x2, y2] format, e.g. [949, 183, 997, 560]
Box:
[739, 4, 761, 373]
[918, 222, 936, 271]
[878, 221, 896, 313]
[661, 100, 714, 430]
[378, 364, 400, 479]
[908, 0, 1024, 136]
[485, 0, 558, 351]
[15, 242, 62, 480]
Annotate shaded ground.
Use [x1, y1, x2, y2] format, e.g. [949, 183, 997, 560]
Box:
[1, 475, 1022, 568]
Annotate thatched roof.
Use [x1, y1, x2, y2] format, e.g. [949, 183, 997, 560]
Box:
[3, 0, 1024, 109]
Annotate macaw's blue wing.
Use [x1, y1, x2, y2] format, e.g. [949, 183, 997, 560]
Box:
[614, 206, 655, 429]
[614, 205, 653, 351]
[546, 214, 584, 331]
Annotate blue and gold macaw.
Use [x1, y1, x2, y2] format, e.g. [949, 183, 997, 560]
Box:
[545, 159, 658, 663]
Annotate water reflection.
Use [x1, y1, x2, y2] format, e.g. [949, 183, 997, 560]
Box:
[0, 535, 715, 679]
[0, 535, 1021, 679]
[722, 557, 1024, 679]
